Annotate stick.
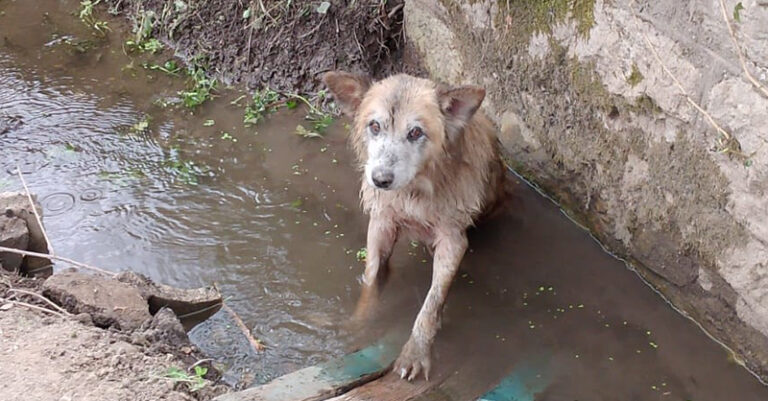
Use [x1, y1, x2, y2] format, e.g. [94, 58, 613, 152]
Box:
[0, 246, 115, 276]
[7, 288, 71, 316]
[718, 0, 768, 99]
[0, 298, 67, 318]
[16, 167, 55, 255]
[222, 302, 266, 352]
[638, 31, 733, 141]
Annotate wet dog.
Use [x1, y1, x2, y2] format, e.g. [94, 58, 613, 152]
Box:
[324, 71, 506, 381]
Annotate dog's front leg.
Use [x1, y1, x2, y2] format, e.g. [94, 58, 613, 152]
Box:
[393, 229, 467, 381]
[351, 215, 397, 324]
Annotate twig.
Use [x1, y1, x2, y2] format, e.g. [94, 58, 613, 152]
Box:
[0, 297, 68, 318]
[7, 288, 71, 316]
[0, 246, 115, 276]
[16, 167, 55, 255]
[221, 302, 266, 352]
[188, 359, 214, 371]
[718, 0, 768, 99]
[638, 31, 733, 142]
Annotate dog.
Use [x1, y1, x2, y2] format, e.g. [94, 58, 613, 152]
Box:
[323, 71, 506, 381]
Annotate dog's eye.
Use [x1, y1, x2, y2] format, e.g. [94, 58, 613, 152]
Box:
[368, 120, 380, 135]
[406, 127, 424, 142]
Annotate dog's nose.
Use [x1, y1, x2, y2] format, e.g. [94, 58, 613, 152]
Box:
[372, 169, 394, 189]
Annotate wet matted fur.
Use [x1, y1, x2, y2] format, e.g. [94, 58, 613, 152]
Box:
[324, 71, 506, 381]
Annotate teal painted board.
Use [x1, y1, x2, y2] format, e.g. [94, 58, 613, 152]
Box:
[477, 355, 551, 401]
[214, 334, 402, 401]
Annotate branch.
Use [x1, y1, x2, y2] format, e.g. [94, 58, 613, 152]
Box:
[16, 167, 55, 255]
[718, 0, 768, 99]
[0, 246, 115, 276]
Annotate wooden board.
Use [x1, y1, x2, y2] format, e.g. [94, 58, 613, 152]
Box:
[324, 347, 551, 401]
[213, 333, 402, 401]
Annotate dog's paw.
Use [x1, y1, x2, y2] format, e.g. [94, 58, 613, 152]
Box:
[392, 339, 432, 381]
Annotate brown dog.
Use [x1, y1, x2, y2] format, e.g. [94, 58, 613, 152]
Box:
[323, 71, 506, 381]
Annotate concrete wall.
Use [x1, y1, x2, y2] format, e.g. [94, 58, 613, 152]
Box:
[406, 0, 768, 380]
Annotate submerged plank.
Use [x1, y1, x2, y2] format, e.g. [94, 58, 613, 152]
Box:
[214, 334, 402, 401]
[327, 351, 551, 401]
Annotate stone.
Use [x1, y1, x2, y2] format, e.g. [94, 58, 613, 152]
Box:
[0, 214, 29, 271]
[43, 270, 151, 330]
[115, 271, 222, 331]
[0, 192, 52, 276]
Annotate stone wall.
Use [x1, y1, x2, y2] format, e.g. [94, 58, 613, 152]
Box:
[405, 0, 768, 380]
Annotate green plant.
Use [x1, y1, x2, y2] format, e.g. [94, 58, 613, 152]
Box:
[79, 0, 111, 35]
[179, 58, 217, 108]
[166, 147, 210, 185]
[160, 365, 208, 392]
[356, 248, 367, 262]
[143, 60, 181, 76]
[244, 88, 280, 126]
[130, 115, 151, 134]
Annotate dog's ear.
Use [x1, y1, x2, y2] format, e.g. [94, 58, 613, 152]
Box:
[438, 85, 485, 136]
[322, 71, 372, 117]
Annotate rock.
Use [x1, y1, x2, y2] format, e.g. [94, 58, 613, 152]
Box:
[43, 270, 151, 330]
[0, 213, 29, 271]
[145, 307, 189, 345]
[116, 271, 222, 331]
[0, 192, 52, 276]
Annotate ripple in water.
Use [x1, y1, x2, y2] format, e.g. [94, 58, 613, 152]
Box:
[41, 192, 76, 216]
[79, 188, 103, 202]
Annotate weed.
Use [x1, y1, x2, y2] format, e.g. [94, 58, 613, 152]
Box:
[130, 115, 151, 134]
[166, 147, 210, 185]
[733, 2, 744, 22]
[220, 132, 237, 142]
[244, 88, 280, 126]
[79, 0, 111, 36]
[143, 60, 181, 76]
[356, 248, 367, 262]
[626, 63, 644, 87]
[180, 61, 217, 109]
[127, 37, 164, 53]
[160, 365, 208, 392]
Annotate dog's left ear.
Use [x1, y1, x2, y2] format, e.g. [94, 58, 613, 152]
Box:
[438, 86, 486, 136]
[322, 71, 371, 117]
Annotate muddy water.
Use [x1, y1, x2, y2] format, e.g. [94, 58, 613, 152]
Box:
[2, 0, 767, 399]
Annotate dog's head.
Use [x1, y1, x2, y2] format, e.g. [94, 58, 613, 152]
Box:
[323, 72, 485, 191]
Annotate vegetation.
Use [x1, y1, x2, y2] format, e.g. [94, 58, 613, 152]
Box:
[159, 365, 208, 392]
[78, 0, 111, 35]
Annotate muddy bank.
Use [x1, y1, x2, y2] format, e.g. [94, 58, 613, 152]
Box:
[106, 0, 421, 93]
[0, 271, 230, 401]
[405, 0, 768, 382]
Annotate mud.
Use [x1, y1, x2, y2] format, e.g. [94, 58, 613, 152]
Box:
[106, 0, 422, 93]
[0, 271, 229, 401]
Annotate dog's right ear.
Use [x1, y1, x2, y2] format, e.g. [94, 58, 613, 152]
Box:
[322, 71, 371, 117]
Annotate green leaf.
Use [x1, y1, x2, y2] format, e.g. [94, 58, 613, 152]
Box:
[194, 365, 208, 378]
[295, 125, 322, 138]
[733, 2, 744, 22]
[316, 1, 330, 14]
[242, 7, 251, 19]
[285, 99, 298, 109]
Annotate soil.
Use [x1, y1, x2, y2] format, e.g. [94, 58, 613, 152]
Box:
[106, 0, 423, 93]
[0, 272, 230, 401]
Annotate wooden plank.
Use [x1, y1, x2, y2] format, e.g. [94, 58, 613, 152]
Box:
[214, 333, 402, 401]
[475, 355, 550, 401]
[326, 351, 551, 401]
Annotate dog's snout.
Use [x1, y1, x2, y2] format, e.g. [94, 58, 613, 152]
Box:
[372, 169, 394, 189]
